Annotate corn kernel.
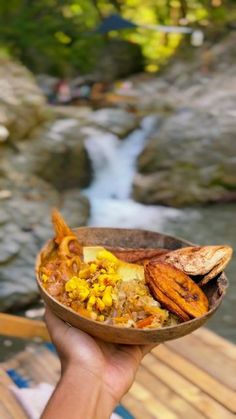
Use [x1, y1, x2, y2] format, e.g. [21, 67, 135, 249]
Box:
[88, 294, 96, 307]
[89, 263, 97, 274]
[98, 315, 105, 322]
[96, 298, 105, 311]
[102, 292, 113, 307]
[65, 277, 79, 292]
[78, 288, 90, 301]
[92, 283, 100, 294]
[79, 267, 91, 279]
[97, 249, 118, 262]
[41, 274, 48, 283]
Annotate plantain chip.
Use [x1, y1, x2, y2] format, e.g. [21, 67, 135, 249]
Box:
[145, 261, 209, 320]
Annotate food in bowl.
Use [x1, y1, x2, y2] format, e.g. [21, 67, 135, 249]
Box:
[37, 210, 232, 329]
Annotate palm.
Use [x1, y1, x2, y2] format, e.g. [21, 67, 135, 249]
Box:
[45, 309, 153, 402]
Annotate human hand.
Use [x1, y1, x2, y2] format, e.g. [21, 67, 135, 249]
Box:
[44, 307, 155, 418]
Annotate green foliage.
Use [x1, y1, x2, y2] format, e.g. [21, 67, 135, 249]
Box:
[0, 0, 235, 75]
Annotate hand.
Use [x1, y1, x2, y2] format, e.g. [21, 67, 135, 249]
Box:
[44, 308, 155, 418]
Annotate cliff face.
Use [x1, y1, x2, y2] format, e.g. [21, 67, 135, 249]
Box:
[0, 59, 47, 142]
[0, 60, 91, 311]
[133, 33, 236, 206]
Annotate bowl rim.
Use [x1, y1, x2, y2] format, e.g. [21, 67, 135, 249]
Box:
[36, 227, 228, 335]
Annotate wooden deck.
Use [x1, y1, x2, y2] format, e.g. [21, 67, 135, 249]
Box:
[0, 327, 235, 419]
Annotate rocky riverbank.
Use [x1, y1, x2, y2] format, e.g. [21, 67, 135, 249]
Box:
[131, 33, 236, 205]
[1, 32, 236, 311]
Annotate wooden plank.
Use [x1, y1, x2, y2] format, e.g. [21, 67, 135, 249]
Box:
[31, 348, 60, 385]
[122, 392, 156, 419]
[0, 370, 14, 387]
[193, 328, 236, 361]
[166, 334, 236, 390]
[0, 313, 50, 341]
[136, 365, 204, 419]
[142, 353, 235, 419]
[0, 382, 27, 419]
[129, 381, 178, 419]
[0, 403, 13, 419]
[152, 345, 236, 413]
[1, 347, 60, 389]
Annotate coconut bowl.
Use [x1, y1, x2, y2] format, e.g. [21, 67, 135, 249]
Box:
[36, 227, 228, 345]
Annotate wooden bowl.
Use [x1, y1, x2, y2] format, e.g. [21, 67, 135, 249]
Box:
[36, 227, 228, 345]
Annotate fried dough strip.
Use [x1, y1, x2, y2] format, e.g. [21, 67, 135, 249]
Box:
[51, 209, 83, 257]
[52, 209, 76, 244]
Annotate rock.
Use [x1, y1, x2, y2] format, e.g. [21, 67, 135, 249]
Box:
[0, 174, 90, 311]
[88, 108, 139, 137]
[0, 59, 47, 140]
[0, 125, 9, 142]
[95, 39, 144, 82]
[133, 107, 236, 206]
[8, 118, 92, 191]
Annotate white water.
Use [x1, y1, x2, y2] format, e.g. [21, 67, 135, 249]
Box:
[82, 117, 236, 341]
[83, 115, 182, 229]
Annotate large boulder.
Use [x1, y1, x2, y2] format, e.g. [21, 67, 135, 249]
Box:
[7, 118, 92, 191]
[88, 108, 139, 138]
[133, 33, 236, 207]
[133, 106, 236, 206]
[0, 174, 89, 311]
[0, 59, 47, 141]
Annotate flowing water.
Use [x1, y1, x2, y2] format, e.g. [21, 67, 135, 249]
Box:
[83, 117, 236, 343]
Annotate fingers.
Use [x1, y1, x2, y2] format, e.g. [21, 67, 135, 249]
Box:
[44, 306, 69, 342]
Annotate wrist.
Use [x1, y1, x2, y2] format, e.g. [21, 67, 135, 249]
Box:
[60, 364, 117, 419]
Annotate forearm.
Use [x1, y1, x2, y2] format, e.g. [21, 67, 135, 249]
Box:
[41, 366, 116, 419]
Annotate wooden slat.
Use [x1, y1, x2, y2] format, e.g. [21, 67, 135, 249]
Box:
[142, 353, 235, 419]
[129, 381, 178, 419]
[0, 382, 27, 419]
[136, 365, 204, 419]
[23, 348, 59, 386]
[0, 403, 13, 419]
[152, 345, 236, 413]
[0, 370, 14, 387]
[193, 328, 236, 361]
[30, 347, 60, 385]
[0, 313, 50, 341]
[122, 392, 156, 419]
[1, 346, 60, 387]
[166, 334, 236, 390]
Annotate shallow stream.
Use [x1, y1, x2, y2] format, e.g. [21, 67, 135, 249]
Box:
[83, 117, 236, 342]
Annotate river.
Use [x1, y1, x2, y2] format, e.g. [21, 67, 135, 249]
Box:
[83, 117, 236, 343]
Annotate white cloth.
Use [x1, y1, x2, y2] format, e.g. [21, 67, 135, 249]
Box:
[11, 384, 122, 419]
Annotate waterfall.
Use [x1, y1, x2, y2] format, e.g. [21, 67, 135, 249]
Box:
[83, 115, 181, 229]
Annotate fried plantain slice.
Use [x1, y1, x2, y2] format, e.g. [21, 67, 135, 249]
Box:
[145, 261, 209, 320]
[158, 245, 233, 285]
[145, 273, 190, 321]
[108, 247, 169, 265]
